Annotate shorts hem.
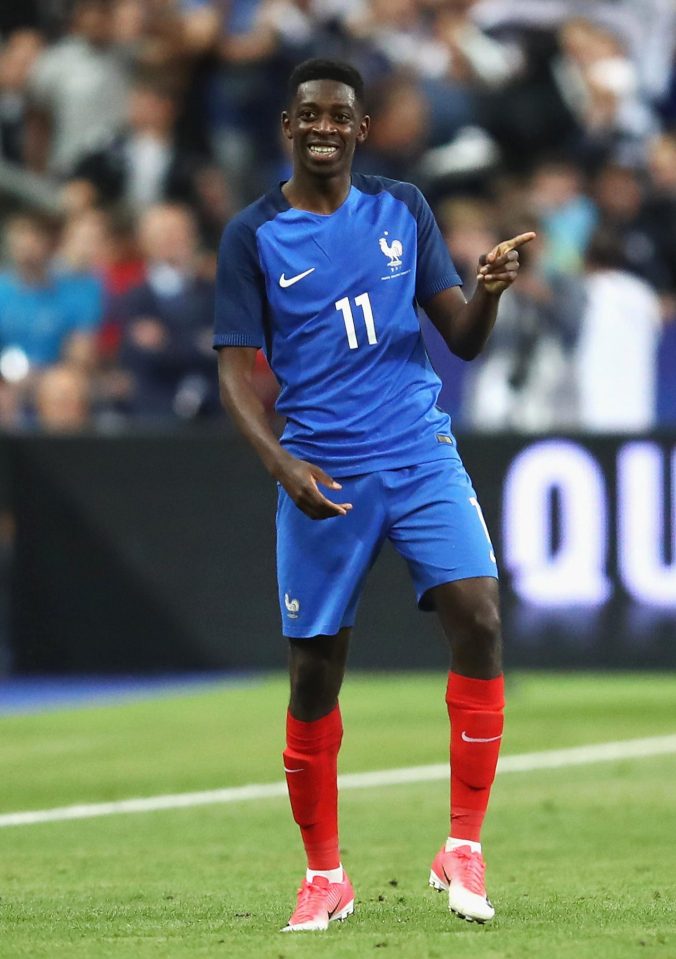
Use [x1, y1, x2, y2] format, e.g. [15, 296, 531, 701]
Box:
[282, 620, 355, 639]
[417, 568, 499, 611]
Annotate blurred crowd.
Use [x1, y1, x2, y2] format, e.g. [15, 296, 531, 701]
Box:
[0, 0, 674, 432]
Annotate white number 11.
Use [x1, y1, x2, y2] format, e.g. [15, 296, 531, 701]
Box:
[335, 293, 378, 350]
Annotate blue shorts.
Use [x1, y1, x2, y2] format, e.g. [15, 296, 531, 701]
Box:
[276, 457, 498, 638]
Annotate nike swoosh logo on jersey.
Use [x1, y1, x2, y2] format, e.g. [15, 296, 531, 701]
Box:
[279, 268, 316, 288]
[461, 731, 503, 743]
[283, 766, 305, 773]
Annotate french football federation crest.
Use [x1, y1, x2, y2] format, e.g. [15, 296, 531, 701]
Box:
[284, 593, 300, 618]
[379, 232, 403, 268]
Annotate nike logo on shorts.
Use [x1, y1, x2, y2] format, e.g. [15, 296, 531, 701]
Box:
[461, 731, 503, 743]
[283, 766, 305, 773]
[279, 268, 315, 288]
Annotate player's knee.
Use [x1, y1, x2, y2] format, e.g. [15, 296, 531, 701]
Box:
[469, 599, 502, 648]
[453, 591, 500, 642]
[289, 656, 338, 719]
[453, 598, 502, 672]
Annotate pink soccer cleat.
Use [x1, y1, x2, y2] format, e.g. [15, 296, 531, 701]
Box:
[281, 873, 355, 932]
[429, 844, 495, 923]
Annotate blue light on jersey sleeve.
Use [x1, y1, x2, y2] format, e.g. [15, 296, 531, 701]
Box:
[214, 175, 464, 476]
[409, 186, 464, 303]
[213, 216, 267, 349]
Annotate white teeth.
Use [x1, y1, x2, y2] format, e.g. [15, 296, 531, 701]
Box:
[309, 145, 336, 155]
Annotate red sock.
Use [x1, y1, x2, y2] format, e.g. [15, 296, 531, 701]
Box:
[283, 705, 343, 870]
[446, 672, 505, 843]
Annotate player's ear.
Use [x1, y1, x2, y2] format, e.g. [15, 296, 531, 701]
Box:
[281, 111, 293, 140]
[356, 114, 370, 144]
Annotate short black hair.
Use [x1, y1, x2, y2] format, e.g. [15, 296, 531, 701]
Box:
[287, 59, 365, 107]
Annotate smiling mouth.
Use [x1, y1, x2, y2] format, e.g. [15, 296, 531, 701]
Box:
[307, 144, 339, 158]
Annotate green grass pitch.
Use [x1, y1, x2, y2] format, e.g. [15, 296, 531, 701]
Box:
[0, 672, 675, 959]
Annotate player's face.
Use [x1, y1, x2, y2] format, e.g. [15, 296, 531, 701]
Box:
[282, 80, 369, 179]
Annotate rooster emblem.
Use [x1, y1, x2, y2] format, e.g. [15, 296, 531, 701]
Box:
[284, 593, 300, 618]
[379, 232, 403, 268]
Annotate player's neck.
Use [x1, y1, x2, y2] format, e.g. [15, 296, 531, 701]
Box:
[282, 173, 351, 215]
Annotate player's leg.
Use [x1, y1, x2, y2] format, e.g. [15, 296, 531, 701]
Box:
[437, 578, 504, 836]
[434, 576, 504, 852]
[285, 629, 349, 875]
[283, 629, 355, 932]
[277, 472, 386, 931]
[386, 459, 502, 922]
[288, 628, 350, 722]
[428, 576, 504, 920]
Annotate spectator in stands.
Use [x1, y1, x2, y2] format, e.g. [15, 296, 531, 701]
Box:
[56, 207, 144, 300]
[355, 73, 430, 181]
[346, 0, 450, 82]
[0, 1, 40, 38]
[472, 0, 675, 119]
[593, 161, 674, 294]
[176, 0, 280, 202]
[643, 132, 676, 300]
[116, 203, 219, 420]
[433, 0, 524, 90]
[349, 0, 524, 148]
[462, 227, 585, 431]
[190, 164, 236, 254]
[574, 227, 662, 431]
[178, 0, 358, 203]
[0, 29, 42, 163]
[56, 207, 147, 420]
[72, 76, 206, 213]
[0, 212, 101, 372]
[420, 197, 499, 419]
[34, 363, 91, 431]
[57, 208, 112, 275]
[24, 0, 130, 176]
[0, 1, 673, 432]
[553, 18, 658, 165]
[528, 158, 597, 276]
[438, 196, 500, 286]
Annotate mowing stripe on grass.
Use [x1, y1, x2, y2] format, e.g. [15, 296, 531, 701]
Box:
[2, 733, 675, 829]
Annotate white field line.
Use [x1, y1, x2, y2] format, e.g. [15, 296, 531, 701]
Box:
[2, 733, 675, 830]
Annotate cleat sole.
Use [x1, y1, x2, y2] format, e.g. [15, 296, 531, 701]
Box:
[451, 908, 487, 924]
[428, 870, 448, 892]
[330, 899, 354, 923]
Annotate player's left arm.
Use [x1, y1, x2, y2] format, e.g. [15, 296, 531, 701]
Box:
[423, 232, 535, 361]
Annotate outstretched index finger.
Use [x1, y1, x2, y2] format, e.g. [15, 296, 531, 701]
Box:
[500, 231, 537, 254]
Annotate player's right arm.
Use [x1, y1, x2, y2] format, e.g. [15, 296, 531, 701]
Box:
[217, 346, 352, 520]
[215, 215, 351, 520]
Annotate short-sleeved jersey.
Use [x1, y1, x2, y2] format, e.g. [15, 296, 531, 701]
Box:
[214, 173, 462, 476]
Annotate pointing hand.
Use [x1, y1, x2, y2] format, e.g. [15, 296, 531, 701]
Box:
[476, 232, 536, 295]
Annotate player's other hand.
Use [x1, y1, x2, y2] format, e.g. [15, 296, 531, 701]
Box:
[277, 455, 353, 520]
[477, 232, 536, 295]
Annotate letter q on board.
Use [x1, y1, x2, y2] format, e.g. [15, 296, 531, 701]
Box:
[502, 440, 611, 606]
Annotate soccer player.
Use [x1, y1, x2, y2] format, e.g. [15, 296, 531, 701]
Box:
[214, 58, 534, 931]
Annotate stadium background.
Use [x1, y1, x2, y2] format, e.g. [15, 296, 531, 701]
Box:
[0, 4, 674, 957]
[0, 0, 674, 674]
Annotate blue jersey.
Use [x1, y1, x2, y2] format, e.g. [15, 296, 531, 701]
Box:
[214, 173, 462, 475]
